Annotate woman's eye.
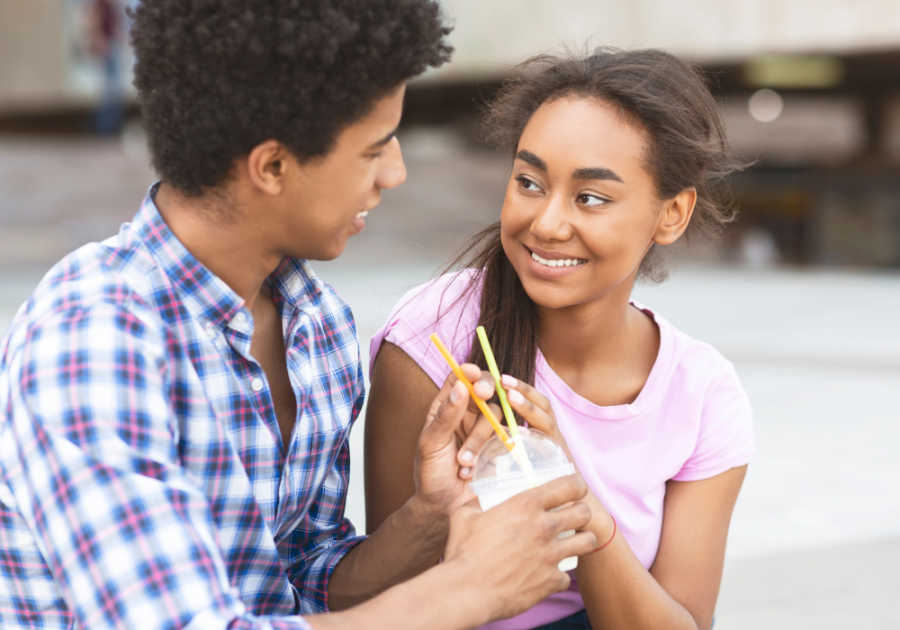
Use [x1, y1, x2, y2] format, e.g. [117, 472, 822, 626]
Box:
[578, 193, 607, 207]
[516, 176, 542, 192]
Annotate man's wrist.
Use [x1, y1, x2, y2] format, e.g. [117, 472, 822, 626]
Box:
[320, 558, 492, 630]
[403, 492, 451, 547]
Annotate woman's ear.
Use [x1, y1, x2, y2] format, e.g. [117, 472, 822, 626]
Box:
[653, 187, 697, 246]
[245, 139, 288, 196]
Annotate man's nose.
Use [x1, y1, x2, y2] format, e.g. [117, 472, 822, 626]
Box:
[377, 136, 407, 190]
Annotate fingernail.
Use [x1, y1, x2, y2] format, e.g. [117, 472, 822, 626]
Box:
[461, 450, 474, 464]
[508, 389, 525, 405]
[501, 374, 517, 388]
[449, 382, 462, 403]
[460, 467, 471, 476]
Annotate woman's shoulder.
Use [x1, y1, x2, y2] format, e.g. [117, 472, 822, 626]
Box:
[368, 269, 483, 385]
[632, 301, 755, 481]
[394, 268, 483, 324]
[635, 300, 735, 381]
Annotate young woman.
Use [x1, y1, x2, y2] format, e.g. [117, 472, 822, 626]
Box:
[364, 48, 755, 630]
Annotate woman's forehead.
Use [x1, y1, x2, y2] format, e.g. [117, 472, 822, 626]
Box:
[518, 97, 649, 179]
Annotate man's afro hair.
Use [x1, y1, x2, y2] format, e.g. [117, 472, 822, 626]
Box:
[130, 0, 452, 195]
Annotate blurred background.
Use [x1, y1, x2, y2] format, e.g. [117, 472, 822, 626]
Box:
[1, 1, 898, 628]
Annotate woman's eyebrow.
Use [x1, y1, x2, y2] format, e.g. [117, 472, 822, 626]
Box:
[517, 149, 623, 183]
[515, 149, 547, 172]
[572, 166, 623, 183]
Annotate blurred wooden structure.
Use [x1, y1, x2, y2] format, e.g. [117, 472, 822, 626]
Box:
[2, 0, 900, 264]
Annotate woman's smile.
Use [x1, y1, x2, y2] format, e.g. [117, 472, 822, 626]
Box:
[524, 244, 588, 279]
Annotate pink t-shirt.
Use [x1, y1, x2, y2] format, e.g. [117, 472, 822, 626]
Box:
[369, 270, 755, 630]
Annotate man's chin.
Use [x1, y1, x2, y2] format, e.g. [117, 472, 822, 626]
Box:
[297, 239, 348, 262]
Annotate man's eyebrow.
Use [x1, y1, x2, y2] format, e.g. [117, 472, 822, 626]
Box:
[572, 166, 624, 183]
[368, 125, 400, 150]
[515, 150, 547, 172]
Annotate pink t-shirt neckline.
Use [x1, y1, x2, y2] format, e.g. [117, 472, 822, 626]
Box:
[535, 301, 674, 422]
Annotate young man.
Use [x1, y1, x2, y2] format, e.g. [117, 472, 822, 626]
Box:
[0, 2, 596, 629]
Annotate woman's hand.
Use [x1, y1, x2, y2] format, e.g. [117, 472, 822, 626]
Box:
[456, 374, 615, 546]
[455, 374, 572, 471]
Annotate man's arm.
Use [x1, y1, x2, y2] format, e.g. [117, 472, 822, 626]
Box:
[329, 343, 498, 609]
[313, 475, 598, 630]
[5, 301, 310, 630]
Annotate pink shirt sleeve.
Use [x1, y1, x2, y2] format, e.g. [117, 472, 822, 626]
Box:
[368, 270, 482, 387]
[672, 359, 756, 482]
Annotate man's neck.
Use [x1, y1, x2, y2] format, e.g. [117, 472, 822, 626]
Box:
[154, 181, 282, 310]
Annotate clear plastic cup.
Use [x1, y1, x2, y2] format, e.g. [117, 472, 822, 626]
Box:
[468, 427, 579, 571]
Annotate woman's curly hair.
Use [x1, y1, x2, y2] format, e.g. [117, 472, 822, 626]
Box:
[130, 0, 452, 195]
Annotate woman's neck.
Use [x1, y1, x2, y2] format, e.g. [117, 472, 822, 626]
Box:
[535, 277, 659, 407]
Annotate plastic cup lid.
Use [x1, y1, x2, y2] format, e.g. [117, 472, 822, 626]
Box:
[469, 462, 575, 495]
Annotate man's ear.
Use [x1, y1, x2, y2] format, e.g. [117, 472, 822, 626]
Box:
[246, 140, 289, 195]
[653, 187, 697, 246]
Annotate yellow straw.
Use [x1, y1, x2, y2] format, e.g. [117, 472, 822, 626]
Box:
[475, 326, 520, 439]
[429, 333, 514, 453]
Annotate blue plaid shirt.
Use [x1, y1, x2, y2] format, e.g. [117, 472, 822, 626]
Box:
[0, 185, 365, 629]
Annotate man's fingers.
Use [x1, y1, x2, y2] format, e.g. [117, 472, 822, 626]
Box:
[546, 500, 593, 535]
[558, 530, 599, 559]
[460, 363, 495, 408]
[425, 372, 458, 427]
[457, 403, 503, 476]
[422, 380, 469, 445]
[531, 474, 589, 511]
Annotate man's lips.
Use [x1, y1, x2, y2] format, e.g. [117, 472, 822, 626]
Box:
[350, 210, 369, 234]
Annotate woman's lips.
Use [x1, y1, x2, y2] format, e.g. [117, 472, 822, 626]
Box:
[523, 245, 587, 279]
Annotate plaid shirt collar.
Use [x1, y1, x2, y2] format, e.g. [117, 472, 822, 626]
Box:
[131, 183, 328, 342]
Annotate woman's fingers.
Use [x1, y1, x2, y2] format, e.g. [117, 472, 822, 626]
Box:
[501, 374, 553, 414]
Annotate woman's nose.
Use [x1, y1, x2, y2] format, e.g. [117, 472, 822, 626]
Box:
[530, 195, 573, 243]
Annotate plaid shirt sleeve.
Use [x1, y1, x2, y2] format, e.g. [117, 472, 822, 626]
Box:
[6, 299, 312, 630]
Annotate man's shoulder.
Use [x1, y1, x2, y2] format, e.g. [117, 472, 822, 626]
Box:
[9, 235, 169, 344]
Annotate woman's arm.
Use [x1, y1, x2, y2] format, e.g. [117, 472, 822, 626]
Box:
[364, 341, 440, 533]
[651, 469, 748, 627]
[499, 377, 747, 630]
[576, 467, 747, 630]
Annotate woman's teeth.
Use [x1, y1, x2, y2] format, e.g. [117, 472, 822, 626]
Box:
[531, 251, 587, 268]
[355, 211, 369, 219]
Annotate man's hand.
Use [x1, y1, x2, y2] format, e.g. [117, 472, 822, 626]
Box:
[411, 364, 498, 520]
[444, 475, 597, 622]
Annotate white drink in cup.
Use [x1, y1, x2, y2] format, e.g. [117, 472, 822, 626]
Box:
[468, 427, 579, 571]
